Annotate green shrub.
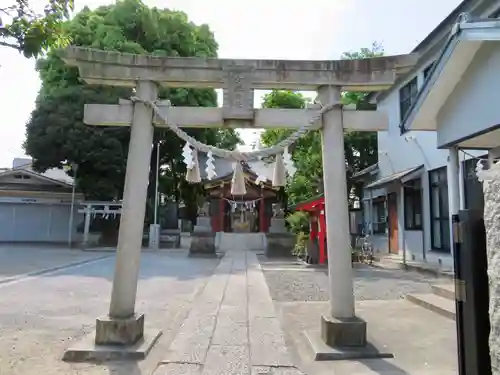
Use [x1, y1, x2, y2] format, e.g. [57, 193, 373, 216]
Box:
[286, 211, 309, 234]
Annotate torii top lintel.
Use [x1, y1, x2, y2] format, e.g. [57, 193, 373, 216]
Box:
[60, 47, 418, 91]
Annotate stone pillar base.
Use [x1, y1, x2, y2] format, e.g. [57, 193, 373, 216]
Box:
[63, 313, 162, 362]
[265, 232, 295, 257]
[189, 231, 216, 257]
[148, 224, 160, 250]
[160, 228, 181, 248]
[320, 314, 367, 347]
[95, 313, 144, 345]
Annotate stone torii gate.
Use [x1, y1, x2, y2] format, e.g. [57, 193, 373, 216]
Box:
[60, 47, 416, 360]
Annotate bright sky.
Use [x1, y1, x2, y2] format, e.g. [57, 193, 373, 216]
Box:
[0, 0, 462, 167]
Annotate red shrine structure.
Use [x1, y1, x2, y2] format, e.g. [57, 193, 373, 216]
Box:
[294, 195, 327, 264]
[200, 158, 284, 233]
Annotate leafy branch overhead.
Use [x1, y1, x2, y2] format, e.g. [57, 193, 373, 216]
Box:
[0, 0, 73, 58]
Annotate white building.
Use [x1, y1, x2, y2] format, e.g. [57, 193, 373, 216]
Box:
[358, 0, 500, 270]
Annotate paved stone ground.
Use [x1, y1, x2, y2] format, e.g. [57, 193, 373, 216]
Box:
[259, 257, 457, 375]
[0, 243, 456, 375]
[155, 241, 304, 375]
[279, 300, 457, 375]
[0, 244, 107, 281]
[0, 250, 218, 375]
[259, 257, 446, 302]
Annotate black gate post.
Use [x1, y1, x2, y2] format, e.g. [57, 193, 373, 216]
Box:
[452, 213, 466, 375]
[453, 210, 491, 375]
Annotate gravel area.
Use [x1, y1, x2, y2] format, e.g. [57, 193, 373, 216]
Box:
[259, 257, 443, 302]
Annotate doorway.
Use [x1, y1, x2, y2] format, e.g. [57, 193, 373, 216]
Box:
[388, 193, 399, 254]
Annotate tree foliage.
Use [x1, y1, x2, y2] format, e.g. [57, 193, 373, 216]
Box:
[260, 91, 321, 205]
[24, 0, 240, 217]
[1, 0, 73, 58]
[260, 43, 383, 206]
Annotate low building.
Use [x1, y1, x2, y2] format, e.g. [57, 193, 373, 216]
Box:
[359, 0, 500, 269]
[0, 158, 84, 243]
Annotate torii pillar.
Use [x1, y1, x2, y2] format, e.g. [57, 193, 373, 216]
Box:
[63, 80, 163, 362]
[59, 46, 416, 361]
[317, 85, 362, 347]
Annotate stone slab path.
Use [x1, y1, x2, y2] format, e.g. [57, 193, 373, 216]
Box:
[154, 239, 304, 375]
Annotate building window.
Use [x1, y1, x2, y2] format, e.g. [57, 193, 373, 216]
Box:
[404, 178, 423, 230]
[372, 198, 387, 234]
[429, 167, 450, 252]
[399, 77, 418, 121]
[423, 62, 435, 80]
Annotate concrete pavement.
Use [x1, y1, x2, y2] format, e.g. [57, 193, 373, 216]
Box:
[155, 234, 304, 375]
[0, 251, 218, 375]
[0, 244, 107, 283]
[0, 241, 459, 375]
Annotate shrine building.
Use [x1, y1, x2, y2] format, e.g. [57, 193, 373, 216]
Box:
[198, 155, 285, 233]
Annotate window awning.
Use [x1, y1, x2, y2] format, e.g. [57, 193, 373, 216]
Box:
[365, 165, 424, 189]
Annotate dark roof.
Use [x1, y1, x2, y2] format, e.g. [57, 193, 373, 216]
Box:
[399, 17, 464, 134]
[0, 166, 74, 188]
[365, 165, 424, 189]
[197, 153, 234, 180]
[197, 153, 274, 182]
[399, 16, 491, 134]
[351, 163, 379, 179]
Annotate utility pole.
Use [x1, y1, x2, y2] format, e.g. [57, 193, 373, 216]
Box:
[154, 141, 160, 227]
[67, 162, 78, 248]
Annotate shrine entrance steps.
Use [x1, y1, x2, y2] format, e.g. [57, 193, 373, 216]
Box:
[155, 232, 304, 374]
[216, 232, 267, 253]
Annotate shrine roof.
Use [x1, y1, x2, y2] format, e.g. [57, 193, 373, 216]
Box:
[290, 194, 325, 212]
[198, 153, 274, 183]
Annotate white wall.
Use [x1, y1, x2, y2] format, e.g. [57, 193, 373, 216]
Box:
[376, 62, 450, 263]
[437, 42, 500, 148]
[377, 66, 452, 179]
[375, 53, 483, 267]
[364, 0, 500, 268]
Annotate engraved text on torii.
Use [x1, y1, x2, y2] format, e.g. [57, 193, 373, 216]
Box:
[222, 66, 255, 124]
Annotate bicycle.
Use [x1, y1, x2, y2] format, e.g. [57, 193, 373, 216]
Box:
[360, 234, 374, 265]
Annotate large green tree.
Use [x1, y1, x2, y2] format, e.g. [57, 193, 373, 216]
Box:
[1, 0, 73, 58]
[24, 0, 240, 219]
[260, 43, 383, 206]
